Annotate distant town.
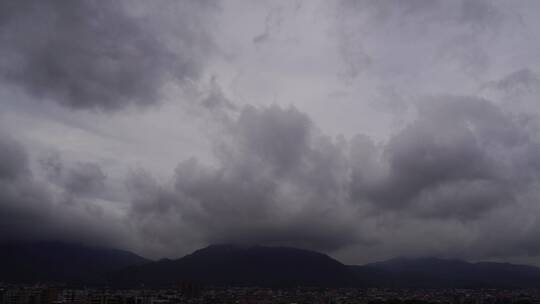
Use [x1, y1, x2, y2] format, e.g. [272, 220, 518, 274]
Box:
[2, 285, 540, 304]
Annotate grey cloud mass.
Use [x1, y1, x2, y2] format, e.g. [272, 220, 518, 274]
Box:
[0, 133, 129, 248]
[124, 94, 540, 260]
[0, 0, 216, 110]
[357, 97, 529, 218]
[127, 105, 362, 256]
[40, 154, 108, 199]
[2, 0, 540, 265]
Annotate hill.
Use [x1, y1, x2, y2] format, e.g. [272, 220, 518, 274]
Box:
[350, 257, 540, 288]
[109, 244, 356, 287]
[0, 241, 148, 284]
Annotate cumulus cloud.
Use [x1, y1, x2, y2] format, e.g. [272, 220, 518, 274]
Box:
[5, 92, 540, 262]
[0, 0, 217, 111]
[120, 94, 540, 261]
[127, 88, 540, 263]
[126, 105, 362, 257]
[345, 96, 540, 261]
[354, 97, 520, 213]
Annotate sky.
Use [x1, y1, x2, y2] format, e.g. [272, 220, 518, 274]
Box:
[2, 0, 540, 265]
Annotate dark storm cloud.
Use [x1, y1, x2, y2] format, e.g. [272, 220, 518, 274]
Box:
[4, 0, 540, 265]
[351, 96, 535, 219]
[0, 0, 216, 111]
[5, 93, 540, 261]
[128, 105, 362, 255]
[0, 133, 129, 247]
[126, 93, 540, 260]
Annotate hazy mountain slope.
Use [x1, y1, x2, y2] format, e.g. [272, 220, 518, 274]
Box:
[350, 257, 540, 288]
[110, 244, 357, 287]
[0, 241, 148, 284]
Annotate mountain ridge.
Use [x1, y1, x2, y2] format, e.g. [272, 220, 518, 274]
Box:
[352, 256, 540, 288]
[0, 241, 149, 284]
[3, 241, 540, 288]
[110, 243, 356, 287]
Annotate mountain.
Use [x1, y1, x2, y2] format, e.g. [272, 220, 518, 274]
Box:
[4, 241, 540, 288]
[0, 241, 149, 284]
[108, 246, 540, 288]
[109, 244, 357, 287]
[350, 257, 540, 288]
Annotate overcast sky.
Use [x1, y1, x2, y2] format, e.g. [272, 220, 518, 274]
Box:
[2, 0, 540, 265]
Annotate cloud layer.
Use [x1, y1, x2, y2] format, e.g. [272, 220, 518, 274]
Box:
[2, 0, 540, 265]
